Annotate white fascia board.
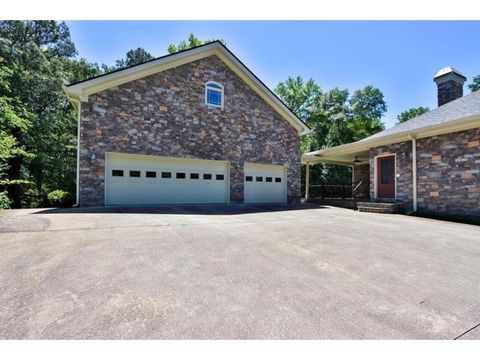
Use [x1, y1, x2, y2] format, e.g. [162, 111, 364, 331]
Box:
[303, 115, 480, 162]
[65, 43, 219, 98]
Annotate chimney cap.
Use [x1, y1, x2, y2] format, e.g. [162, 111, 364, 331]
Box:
[434, 66, 467, 80]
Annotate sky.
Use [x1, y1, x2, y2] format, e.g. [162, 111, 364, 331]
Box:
[66, 21, 480, 128]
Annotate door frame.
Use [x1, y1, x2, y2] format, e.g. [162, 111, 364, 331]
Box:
[373, 153, 397, 200]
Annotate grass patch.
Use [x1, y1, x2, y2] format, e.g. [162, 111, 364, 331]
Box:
[411, 211, 480, 226]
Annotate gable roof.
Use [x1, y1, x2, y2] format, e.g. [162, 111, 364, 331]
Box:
[302, 90, 480, 165]
[65, 41, 310, 135]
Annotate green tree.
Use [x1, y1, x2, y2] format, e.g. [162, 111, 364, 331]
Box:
[275, 76, 321, 125]
[0, 21, 82, 207]
[275, 77, 387, 187]
[103, 47, 154, 72]
[396, 106, 430, 124]
[167, 33, 225, 54]
[467, 75, 480, 92]
[348, 85, 386, 141]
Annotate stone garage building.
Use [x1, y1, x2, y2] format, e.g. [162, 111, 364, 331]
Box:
[65, 42, 310, 206]
[303, 67, 480, 216]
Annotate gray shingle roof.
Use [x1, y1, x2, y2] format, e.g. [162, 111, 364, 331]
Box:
[361, 90, 480, 142]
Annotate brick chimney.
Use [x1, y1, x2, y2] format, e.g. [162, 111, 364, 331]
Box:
[433, 66, 467, 107]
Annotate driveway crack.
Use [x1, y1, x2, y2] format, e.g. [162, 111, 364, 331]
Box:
[453, 322, 480, 340]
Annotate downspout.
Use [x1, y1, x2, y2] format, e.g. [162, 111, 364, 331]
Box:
[409, 134, 417, 212]
[305, 163, 310, 201]
[72, 99, 81, 207]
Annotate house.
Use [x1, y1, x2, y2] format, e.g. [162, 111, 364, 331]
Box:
[302, 67, 480, 216]
[65, 42, 310, 206]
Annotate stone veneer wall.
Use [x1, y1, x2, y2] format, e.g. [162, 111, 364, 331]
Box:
[353, 164, 370, 184]
[368, 127, 480, 216]
[416, 127, 480, 216]
[78, 55, 300, 206]
[353, 163, 370, 199]
[369, 141, 413, 210]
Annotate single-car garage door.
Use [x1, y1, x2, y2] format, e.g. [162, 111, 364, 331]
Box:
[105, 153, 230, 205]
[244, 162, 286, 204]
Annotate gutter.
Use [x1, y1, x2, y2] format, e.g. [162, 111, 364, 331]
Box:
[74, 100, 81, 207]
[62, 85, 81, 207]
[303, 115, 480, 160]
[65, 94, 81, 207]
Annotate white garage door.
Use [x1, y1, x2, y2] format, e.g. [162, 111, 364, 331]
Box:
[244, 163, 286, 204]
[105, 153, 230, 205]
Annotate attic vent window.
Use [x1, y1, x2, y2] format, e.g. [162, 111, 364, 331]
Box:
[205, 81, 224, 108]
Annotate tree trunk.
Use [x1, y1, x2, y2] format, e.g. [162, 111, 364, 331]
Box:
[7, 156, 23, 208]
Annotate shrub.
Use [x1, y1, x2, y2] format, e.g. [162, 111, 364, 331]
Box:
[0, 191, 11, 209]
[47, 190, 74, 208]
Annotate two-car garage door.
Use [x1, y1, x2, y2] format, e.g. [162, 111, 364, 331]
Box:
[106, 153, 229, 205]
[105, 153, 286, 205]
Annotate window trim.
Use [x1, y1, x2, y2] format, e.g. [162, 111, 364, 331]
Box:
[205, 81, 224, 108]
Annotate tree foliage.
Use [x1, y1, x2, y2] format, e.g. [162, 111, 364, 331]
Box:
[397, 106, 430, 124]
[0, 21, 97, 207]
[468, 75, 480, 92]
[275, 76, 387, 185]
[167, 33, 225, 54]
[102, 47, 154, 72]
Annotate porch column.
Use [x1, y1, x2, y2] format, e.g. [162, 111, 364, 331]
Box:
[305, 163, 310, 201]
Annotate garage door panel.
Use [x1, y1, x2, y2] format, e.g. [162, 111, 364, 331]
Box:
[106, 153, 229, 205]
[244, 163, 286, 204]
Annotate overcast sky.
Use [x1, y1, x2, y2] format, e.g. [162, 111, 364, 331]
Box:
[66, 21, 480, 128]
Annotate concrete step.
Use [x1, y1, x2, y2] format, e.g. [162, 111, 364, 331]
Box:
[357, 202, 402, 214]
[357, 202, 396, 208]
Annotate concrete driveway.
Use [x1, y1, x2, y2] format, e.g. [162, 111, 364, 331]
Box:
[1, 204, 479, 339]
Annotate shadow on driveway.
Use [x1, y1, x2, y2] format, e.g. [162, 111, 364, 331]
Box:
[32, 203, 328, 216]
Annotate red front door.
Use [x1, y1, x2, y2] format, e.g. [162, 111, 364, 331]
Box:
[377, 155, 395, 199]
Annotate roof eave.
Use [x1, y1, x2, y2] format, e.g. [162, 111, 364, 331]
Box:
[302, 115, 480, 164]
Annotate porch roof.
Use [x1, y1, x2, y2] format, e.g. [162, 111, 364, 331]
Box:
[302, 90, 480, 165]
